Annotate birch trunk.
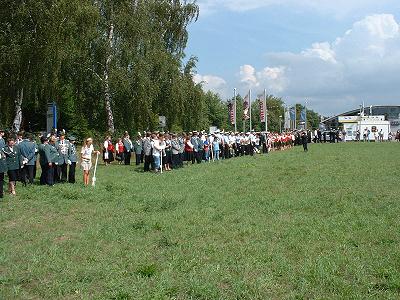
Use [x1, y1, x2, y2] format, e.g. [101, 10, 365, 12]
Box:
[12, 87, 24, 133]
[104, 22, 115, 133]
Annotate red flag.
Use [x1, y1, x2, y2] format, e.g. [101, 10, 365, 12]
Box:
[259, 99, 265, 122]
[228, 102, 235, 125]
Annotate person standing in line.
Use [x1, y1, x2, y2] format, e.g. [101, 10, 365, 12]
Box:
[56, 132, 70, 182]
[3, 137, 20, 195]
[301, 131, 308, 152]
[18, 133, 36, 185]
[379, 129, 384, 142]
[178, 133, 185, 167]
[133, 134, 143, 166]
[171, 134, 181, 169]
[38, 136, 49, 185]
[195, 133, 203, 164]
[212, 135, 220, 161]
[103, 136, 114, 165]
[67, 136, 78, 183]
[164, 134, 172, 171]
[81, 138, 100, 186]
[203, 134, 210, 162]
[152, 134, 165, 172]
[184, 135, 194, 165]
[190, 132, 199, 164]
[143, 132, 152, 172]
[0, 145, 7, 198]
[115, 138, 125, 164]
[47, 136, 59, 186]
[123, 132, 133, 165]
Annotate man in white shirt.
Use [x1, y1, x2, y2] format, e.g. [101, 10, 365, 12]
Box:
[152, 134, 165, 172]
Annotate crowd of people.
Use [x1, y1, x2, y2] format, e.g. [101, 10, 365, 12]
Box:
[0, 128, 310, 197]
[100, 130, 310, 173]
[3, 124, 400, 198]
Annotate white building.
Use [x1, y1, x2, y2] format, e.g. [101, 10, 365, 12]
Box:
[339, 115, 391, 141]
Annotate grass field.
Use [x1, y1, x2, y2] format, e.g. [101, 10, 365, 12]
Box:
[1, 142, 400, 299]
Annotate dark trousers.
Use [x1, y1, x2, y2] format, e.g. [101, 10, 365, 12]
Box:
[196, 151, 203, 164]
[262, 143, 268, 154]
[124, 151, 131, 165]
[0, 172, 4, 197]
[68, 162, 76, 183]
[53, 165, 60, 183]
[224, 145, 230, 159]
[40, 164, 48, 185]
[303, 143, 308, 152]
[58, 163, 68, 182]
[21, 165, 35, 185]
[172, 154, 181, 169]
[47, 164, 55, 186]
[144, 155, 151, 172]
[33, 162, 37, 179]
[135, 153, 141, 166]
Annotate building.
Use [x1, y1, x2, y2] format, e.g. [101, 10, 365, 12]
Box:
[338, 115, 390, 141]
[322, 105, 400, 134]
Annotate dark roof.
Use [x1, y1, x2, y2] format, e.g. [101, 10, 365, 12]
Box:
[322, 105, 400, 123]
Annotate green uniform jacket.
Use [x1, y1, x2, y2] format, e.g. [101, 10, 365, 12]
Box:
[123, 138, 133, 152]
[0, 148, 8, 173]
[48, 144, 59, 164]
[18, 139, 36, 166]
[3, 145, 20, 171]
[68, 143, 78, 163]
[38, 143, 48, 165]
[56, 140, 70, 164]
[133, 140, 143, 154]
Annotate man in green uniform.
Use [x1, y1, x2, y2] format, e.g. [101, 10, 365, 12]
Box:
[123, 133, 133, 165]
[56, 132, 70, 182]
[68, 136, 78, 183]
[38, 136, 49, 185]
[18, 133, 36, 185]
[47, 136, 59, 186]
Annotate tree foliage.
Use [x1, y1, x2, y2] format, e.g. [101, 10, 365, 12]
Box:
[0, 0, 320, 136]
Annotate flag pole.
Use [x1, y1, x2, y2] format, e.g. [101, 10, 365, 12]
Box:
[234, 88, 237, 132]
[264, 89, 267, 132]
[249, 89, 252, 131]
[305, 101, 308, 130]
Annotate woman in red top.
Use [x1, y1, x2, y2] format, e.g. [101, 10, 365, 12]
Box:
[115, 138, 125, 164]
[184, 136, 194, 165]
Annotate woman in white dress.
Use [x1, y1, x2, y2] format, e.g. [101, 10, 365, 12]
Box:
[81, 138, 100, 186]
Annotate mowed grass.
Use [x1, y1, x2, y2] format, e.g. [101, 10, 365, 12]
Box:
[1, 143, 400, 299]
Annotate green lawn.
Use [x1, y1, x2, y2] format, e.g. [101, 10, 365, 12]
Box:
[1, 143, 400, 299]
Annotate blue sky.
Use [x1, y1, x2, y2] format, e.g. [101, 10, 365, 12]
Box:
[186, 0, 400, 115]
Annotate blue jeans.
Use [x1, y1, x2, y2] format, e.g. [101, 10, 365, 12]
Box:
[204, 149, 210, 161]
[213, 150, 219, 160]
[153, 155, 160, 170]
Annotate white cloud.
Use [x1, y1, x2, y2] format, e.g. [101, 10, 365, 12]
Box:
[193, 74, 228, 96]
[239, 65, 258, 88]
[237, 14, 400, 114]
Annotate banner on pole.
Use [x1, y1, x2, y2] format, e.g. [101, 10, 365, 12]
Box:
[259, 99, 265, 123]
[228, 102, 235, 125]
[243, 92, 250, 120]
